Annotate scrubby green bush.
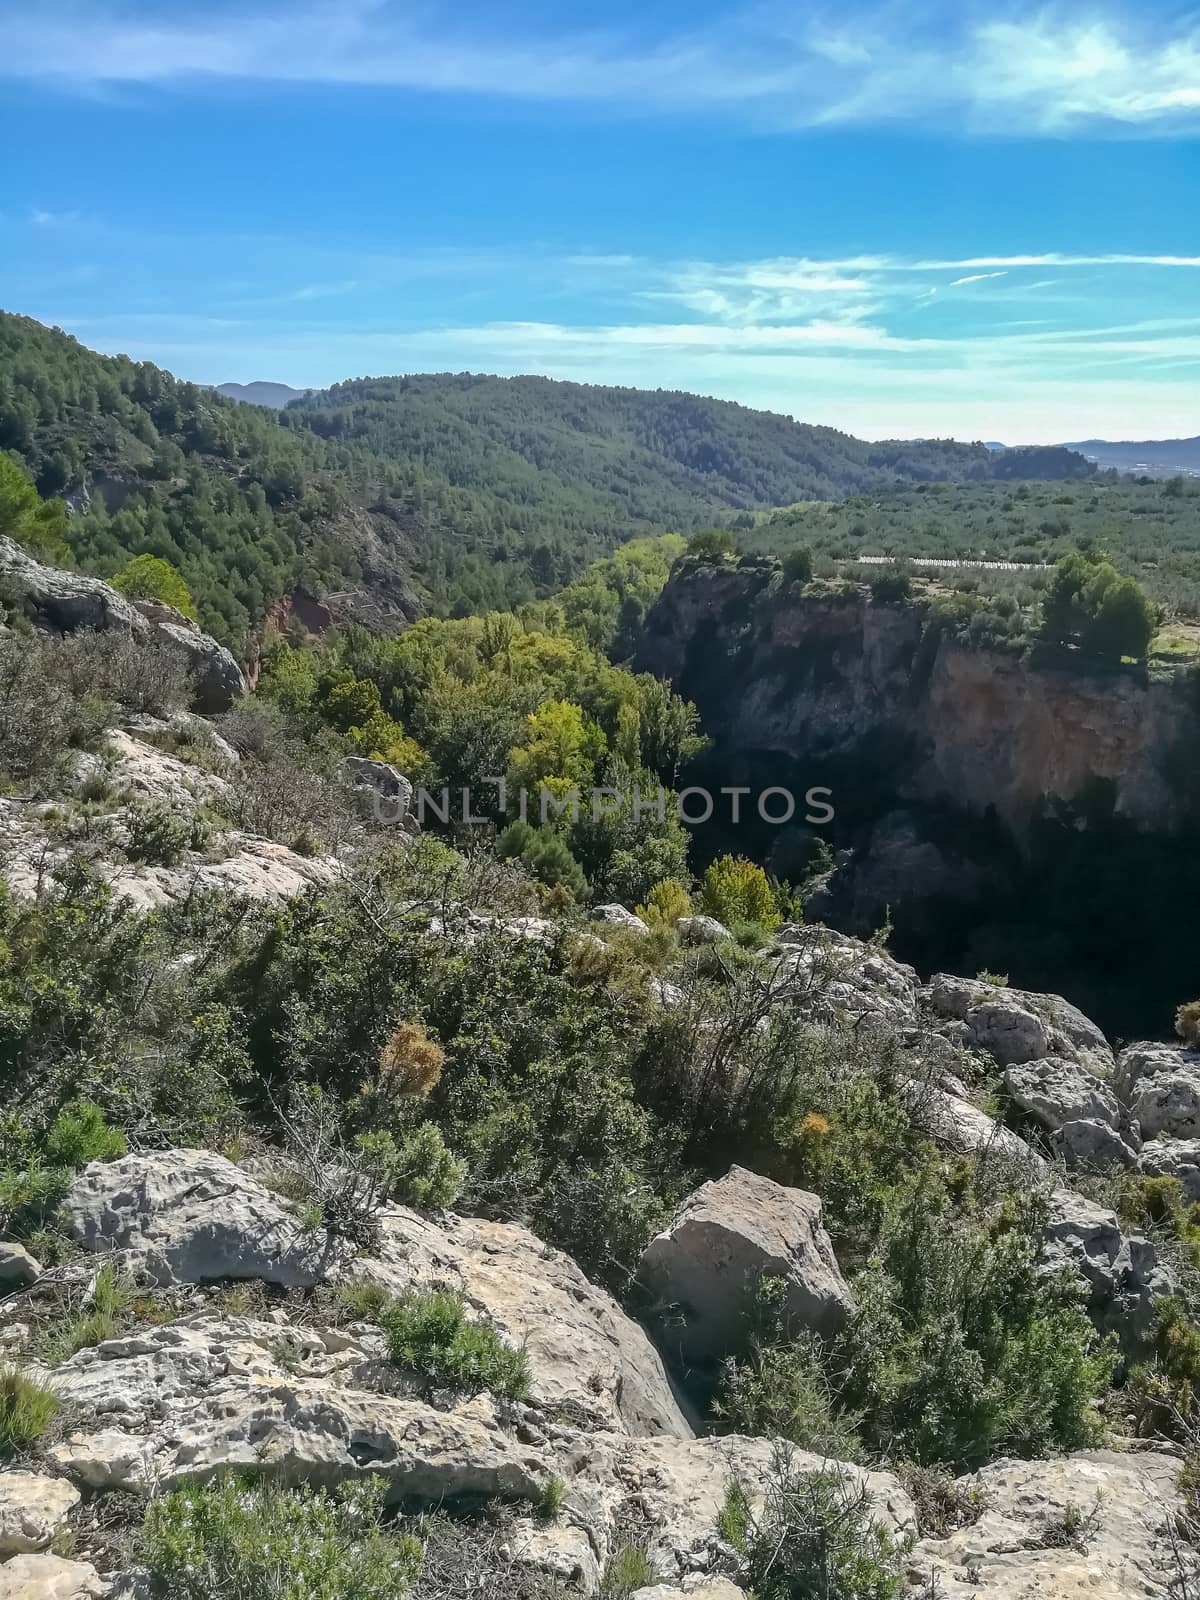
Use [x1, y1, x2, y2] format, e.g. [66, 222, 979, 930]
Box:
[599, 1537, 656, 1598]
[781, 546, 815, 585]
[51, 1261, 134, 1360]
[497, 819, 587, 900]
[1126, 1296, 1200, 1438]
[719, 1456, 905, 1600]
[0, 1366, 59, 1457]
[0, 1099, 127, 1241]
[698, 855, 780, 936]
[636, 877, 692, 932]
[140, 1475, 421, 1600]
[868, 566, 912, 603]
[715, 1279, 863, 1459]
[1177, 1000, 1200, 1048]
[716, 1334, 863, 1462]
[381, 1288, 531, 1400]
[686, 528, 737, 561]
[111, 554, 199, 622]
[124, 799, 212, 866]
[836, 1172, 1114, 1469]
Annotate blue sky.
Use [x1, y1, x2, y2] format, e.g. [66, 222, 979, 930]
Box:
[1, 1, 1198, 442]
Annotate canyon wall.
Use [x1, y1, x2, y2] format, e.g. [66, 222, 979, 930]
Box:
[639, 562, 1197, 836]
[638, 561, 1200, 1033]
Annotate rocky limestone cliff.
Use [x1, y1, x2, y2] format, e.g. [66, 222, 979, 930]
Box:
[638, 562, 1200, 1033]
[638, 563, 1197, 837]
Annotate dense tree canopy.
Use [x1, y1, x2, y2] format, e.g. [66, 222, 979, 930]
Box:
[0, 313, 1101, 647]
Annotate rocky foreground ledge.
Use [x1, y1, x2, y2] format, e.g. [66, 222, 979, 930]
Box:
[0, 1147, 1185, 1600]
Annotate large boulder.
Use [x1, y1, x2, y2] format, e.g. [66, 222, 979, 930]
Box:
[65, 1151, 691, 1441]
[926, 975, 1113, 1075]
[1053, 1118, 1138, 1171]
[906, 1082, 1046, 1173]
[1138, 1136, 1200, 1203]
[964, 999, 1049, 1067]
[0, 1474, 80, 1557]
[1003, 1056, 1137, 1169]
[342, 757, 413, 827]
[0, 1243, 42, 1289]
[1129, 1067, 1200, 1141]
[1003, 1056, 1121, 1133]
[770, 928, 919, 1030]
[1114, 1040, 1200, 1101]
[0, 534, 140, 634]
[590, 904, 650, 934]
[1041, 1189, 1174, 1348]
[637, 1166, 853, 1368]
[0, 536, 246, 714]
[129, 600, 246, 713]
[0, 1554, 108, 1600]
[909, 1449, 1182, 1599]
[676, 916, 732, 946]
[360, 1209, 693, 1440]
[65, 1150, 340, 1289]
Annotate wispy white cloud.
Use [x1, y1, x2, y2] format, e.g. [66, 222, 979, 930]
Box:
[950, 271, 1009, 286]
[4, 3, 1200, 135]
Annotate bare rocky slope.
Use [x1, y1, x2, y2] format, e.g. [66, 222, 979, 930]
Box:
[2, 541, 1199, 1599]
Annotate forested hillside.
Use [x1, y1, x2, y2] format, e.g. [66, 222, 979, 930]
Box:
[286, 370, 1092, 530]
[743, 476, 1200, 615]
[0, 313, 1094, 647]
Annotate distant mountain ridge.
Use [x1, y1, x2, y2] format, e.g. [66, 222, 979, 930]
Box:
[216, 381, 311, 409]
[1063, 435, 1200, 475]
[0, 311, 1099, 643]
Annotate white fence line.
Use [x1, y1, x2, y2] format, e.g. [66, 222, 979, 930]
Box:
[856, 556, 1053, 572]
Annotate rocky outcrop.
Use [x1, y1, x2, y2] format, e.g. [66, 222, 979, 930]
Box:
[676, 916, 732, 945]
[587, 1435, 913, 1585]
[1, 1144, 1183, 1600]
[926, 975, 1114, 1077]
[0, 536, 142, 635]
[634, 1583, 746, 1600]
[1114, 1041, 1198, 1101]
[0, 537, 246, 713]
[0, 1553, 108, 1599]
[770, 925, 920, 1030]
[591, 904, 650, 933]
[1003, 1056, 1138, 1169]
[0, 1476, 79, 1559]
[34, 1302, 911, 1592]
[908, 1449, 1183, 1598]
[0, 803, 339, 910]
[65, 1150, 691, 1441]
[1004, 1056, 1122, 1132]
[637, 1167, 853, 1367]
[128, 600, 246, 714]
[342, 758, 414, 827]
[1138, 1136, 1200, 1202]
[65, 1150, 341, 1290]
[0, 1245, 41, 1289]
[906, 1082, 1046, 1173]
[1041, 1189, 1174, 1348]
